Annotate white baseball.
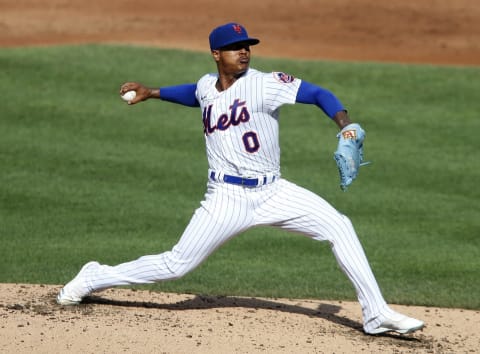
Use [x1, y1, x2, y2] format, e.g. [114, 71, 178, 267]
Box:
[121, 90, 136, 102]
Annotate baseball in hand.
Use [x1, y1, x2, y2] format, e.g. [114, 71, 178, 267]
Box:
[121, 90, 136, 102]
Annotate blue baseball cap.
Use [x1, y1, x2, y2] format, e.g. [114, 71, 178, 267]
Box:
[209, 23, 260, 51]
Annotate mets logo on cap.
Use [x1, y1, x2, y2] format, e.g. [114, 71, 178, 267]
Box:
[232, 24, 243, 34]
[274, 72, 295, 83]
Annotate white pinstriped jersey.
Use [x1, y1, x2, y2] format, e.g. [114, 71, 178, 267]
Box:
[196, 68, 302, 177]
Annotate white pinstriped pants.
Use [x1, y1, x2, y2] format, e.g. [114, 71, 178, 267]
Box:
[83, 178, 390, 331]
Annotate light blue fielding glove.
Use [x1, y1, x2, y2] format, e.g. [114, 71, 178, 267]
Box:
[333, 123, 369, 191]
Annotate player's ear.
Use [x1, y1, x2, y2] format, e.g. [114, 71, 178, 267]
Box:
[211, 50, 221, 62]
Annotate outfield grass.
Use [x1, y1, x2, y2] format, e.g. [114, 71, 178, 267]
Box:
[0, 45, 479, 309]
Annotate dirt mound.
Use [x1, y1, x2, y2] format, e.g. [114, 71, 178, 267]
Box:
[2, 284, 479, 353]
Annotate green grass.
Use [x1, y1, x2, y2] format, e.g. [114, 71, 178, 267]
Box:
[1, 45, 479, 309]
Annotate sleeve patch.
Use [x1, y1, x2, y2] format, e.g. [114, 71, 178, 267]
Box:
[342, 130, 357, 140]
[273, 72, 295, 83]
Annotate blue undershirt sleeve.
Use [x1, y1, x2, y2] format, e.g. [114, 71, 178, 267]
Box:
[159, 83, 200, 107]
[295, 81, 345, 118]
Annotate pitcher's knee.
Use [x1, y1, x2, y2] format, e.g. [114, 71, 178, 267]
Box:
[324, 212, 353, 229]
[163, 252, 198, 280]
[315, 213, 357, 243]
[339, 214, 354, 228]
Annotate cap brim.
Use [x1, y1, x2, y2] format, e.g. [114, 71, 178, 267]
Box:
[216, 38, 260, 50]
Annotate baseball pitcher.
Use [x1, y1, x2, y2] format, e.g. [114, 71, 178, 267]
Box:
[57, 22, 424, 335]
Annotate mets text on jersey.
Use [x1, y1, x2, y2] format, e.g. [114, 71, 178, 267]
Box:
[202, 98, 250, 135]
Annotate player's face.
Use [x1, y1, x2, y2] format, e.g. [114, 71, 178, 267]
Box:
[213, 41, 251, 76]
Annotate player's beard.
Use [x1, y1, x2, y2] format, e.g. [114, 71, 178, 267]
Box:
[235, 67, 248, 78]
[235, 58, 249, 77]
